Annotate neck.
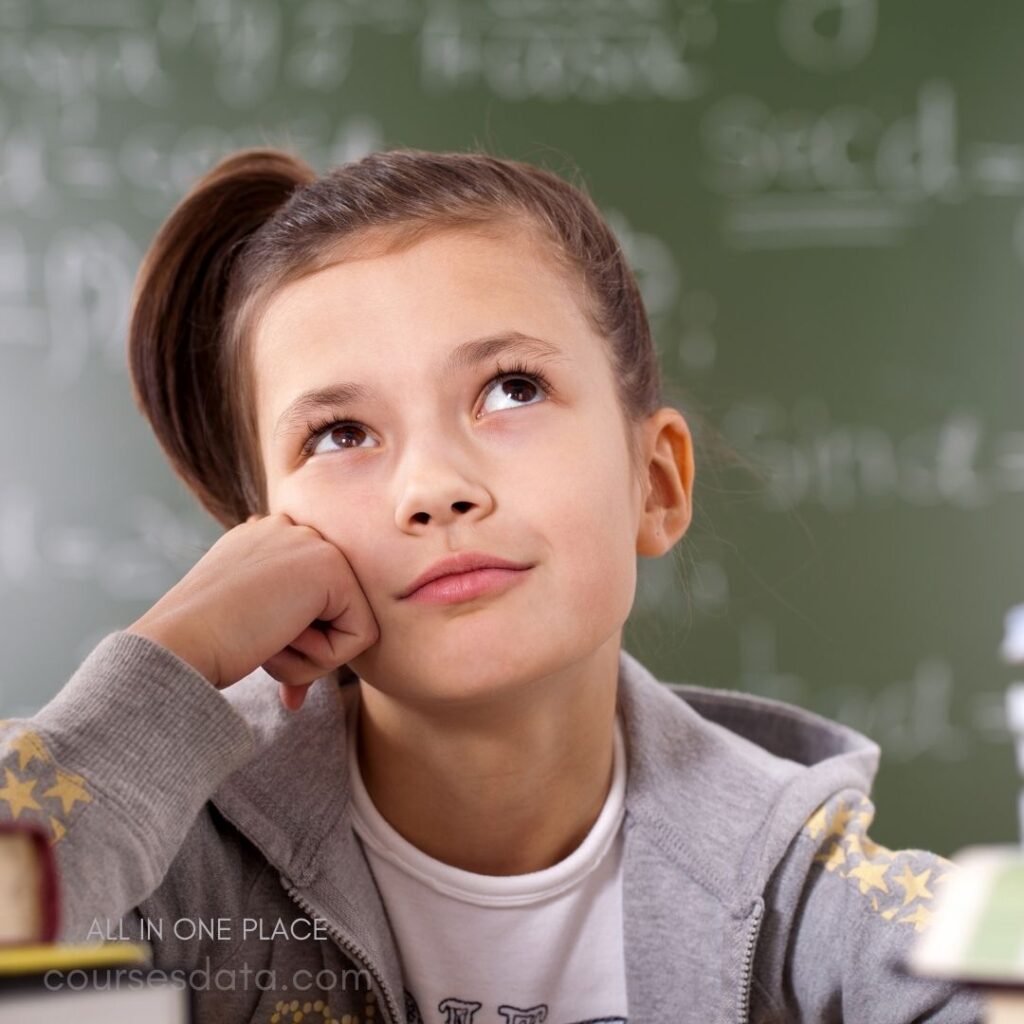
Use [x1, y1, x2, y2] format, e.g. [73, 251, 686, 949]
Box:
[354, 637, 621, 876]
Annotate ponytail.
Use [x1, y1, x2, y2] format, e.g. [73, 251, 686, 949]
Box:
[127, 149, 317, 528]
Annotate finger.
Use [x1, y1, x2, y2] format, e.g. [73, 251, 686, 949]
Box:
[278, 680, 313, 712]
[323, 597, 381, 653]
[316, 557, 380, 650]
[262, 645, 321, 686]
[290, 616, 378, 669]
[285, 623, 336, 668]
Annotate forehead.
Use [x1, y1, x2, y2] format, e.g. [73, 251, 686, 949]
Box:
[255, 225, 583, 347]
[252, 224, 594, 409]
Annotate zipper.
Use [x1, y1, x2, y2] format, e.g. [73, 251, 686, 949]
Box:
[737, 897, 765, 1024]
[281, 875, 401, 1024]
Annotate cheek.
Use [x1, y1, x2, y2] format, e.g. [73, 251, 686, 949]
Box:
[270, 468, 375, 519]
[537, 444, 638, 603]
[546, 423, 635, 521]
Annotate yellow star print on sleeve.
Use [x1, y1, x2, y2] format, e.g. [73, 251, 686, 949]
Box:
[0, 725, 93, 844]
[803, 791, 953, 934]
[759, 788, 987, 1024]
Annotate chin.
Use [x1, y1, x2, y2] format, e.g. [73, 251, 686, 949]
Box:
[366, 649, 542, 708]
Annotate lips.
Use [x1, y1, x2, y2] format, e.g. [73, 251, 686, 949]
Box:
[399, 551, 534, 599]
[403, 566, 532, 605]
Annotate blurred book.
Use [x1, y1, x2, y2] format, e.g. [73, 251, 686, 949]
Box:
[0, 821, 191, 1020]
[0, 939, 152, 975]
[0, 938, 191, 1022]
[908, 844, 1024, 1023]
[0, 977, 191, 1022]
[0, 822, 58, 944]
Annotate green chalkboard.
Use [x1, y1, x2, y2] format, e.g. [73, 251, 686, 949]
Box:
[1, 0, 1021, 856]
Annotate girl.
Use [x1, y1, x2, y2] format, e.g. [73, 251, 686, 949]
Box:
[0, 147, 982, 1024]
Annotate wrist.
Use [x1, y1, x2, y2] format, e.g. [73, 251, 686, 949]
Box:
[126, 616, 220, 688]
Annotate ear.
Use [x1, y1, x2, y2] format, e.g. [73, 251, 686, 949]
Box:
[635, 408, 695, 557]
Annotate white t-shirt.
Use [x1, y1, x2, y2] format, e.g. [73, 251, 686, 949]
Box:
[347, 697, 629, 1024]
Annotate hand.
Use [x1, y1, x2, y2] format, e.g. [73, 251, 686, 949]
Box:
[127, 512, 379, 711]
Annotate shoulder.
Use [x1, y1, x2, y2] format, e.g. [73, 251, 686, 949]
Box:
[619, 659, 882, 904]
[754, 788, 985, 1024]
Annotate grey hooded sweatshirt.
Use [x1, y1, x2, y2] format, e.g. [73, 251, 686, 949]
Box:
[0, 630, 984, 1023]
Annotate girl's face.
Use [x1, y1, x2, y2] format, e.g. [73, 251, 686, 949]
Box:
[252, 223, 651, 705]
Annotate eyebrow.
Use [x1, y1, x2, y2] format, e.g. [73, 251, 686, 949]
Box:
[273, 331, 569, 440]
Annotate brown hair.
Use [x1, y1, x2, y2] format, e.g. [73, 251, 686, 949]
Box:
[128, 145, 744, 534]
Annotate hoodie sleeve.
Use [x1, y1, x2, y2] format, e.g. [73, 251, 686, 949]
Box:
[0, 629, 255, 942]
[760, 787, 986, 1024]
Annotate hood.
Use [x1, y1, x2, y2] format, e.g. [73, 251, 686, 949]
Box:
[651, 670, 882, 904]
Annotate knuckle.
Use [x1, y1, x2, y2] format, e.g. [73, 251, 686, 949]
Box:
[296, 523, 325, 546]
[263, 655, 297, 684]
[303, 652, 329, 673]
[316, 537, 343, 564]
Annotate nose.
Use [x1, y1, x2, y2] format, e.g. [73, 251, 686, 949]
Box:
[394, 452, 494, 530]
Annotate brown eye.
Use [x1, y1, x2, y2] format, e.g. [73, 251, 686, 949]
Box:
[329, 425, 368, 448]
[479, 371, 550, 416]
[502, 378, 539, 403]
[301, 418, 377, 458]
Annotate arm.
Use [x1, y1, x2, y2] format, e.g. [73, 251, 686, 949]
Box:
[0, 630, 254, 942]
[758, 788, 986, 1024]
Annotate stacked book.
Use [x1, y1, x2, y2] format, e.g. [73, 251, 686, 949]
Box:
[909, 845, 1024, 1023]
[0, 820, 190, 1022]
